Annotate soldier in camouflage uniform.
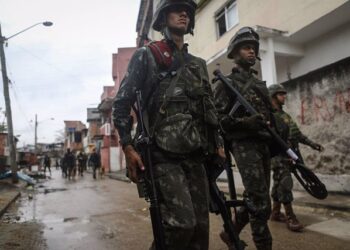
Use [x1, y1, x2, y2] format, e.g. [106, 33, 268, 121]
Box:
[113, 1, 224, 249]
[268, 84, 323, 232]
[214, 27, 274, 250]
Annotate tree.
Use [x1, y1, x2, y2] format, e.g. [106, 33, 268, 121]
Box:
[55, 129, 65, 143]
[0, 123, 6, 133]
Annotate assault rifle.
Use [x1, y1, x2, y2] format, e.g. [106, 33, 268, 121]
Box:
[213, 69, 328, 200]
[207, 148, 246, 250]
[134, 90, 166, 250]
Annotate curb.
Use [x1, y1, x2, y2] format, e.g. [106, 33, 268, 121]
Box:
[223, 191, 350, 213]
[107, 174, 131, 183]
[220, 190, 350, 214]
[291, 199, 350, 213]
[0, 191, 21, 217]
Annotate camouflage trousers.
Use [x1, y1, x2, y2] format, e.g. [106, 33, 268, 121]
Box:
[230, 139, 272, 248]
[150, 157, 210, 250]
[271, 156, 294, 204]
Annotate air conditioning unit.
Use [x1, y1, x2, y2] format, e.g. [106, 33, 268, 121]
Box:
[104, 123, 111, 136]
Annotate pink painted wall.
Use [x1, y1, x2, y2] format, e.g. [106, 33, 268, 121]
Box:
[112, 47, 137, 90]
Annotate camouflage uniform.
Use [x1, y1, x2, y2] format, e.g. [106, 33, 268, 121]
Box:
[271, 109, 317, 204]
[113, 39, 221, 249]
[214, 67, 273, 248]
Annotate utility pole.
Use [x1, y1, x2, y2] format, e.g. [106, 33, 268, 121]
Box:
[35, 114, 38, 153]
[0, 21, 52, 183]
[0, 24, 18, 183]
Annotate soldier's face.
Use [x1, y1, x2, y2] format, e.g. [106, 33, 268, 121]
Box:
[166, 7, 190, 35]
[276, 93, 286, 105]
[238, 43, 256, 64]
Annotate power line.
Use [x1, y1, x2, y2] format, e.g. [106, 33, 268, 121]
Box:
[9, 43, 110, 84]
[5, 60, 35, 129]
[10, 81, 34, 130]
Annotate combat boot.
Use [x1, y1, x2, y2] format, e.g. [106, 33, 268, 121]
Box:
[219, 231, 235, 250]
[219, 217, 246, 250]
[284, 203, 304, 232]
[255, 241, 272, 250]
[270, 201, 286, 222]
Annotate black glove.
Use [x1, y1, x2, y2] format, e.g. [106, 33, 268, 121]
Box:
[311, 143, 324, 151]
[220, 116, 234, 131]
[304, 137, 324, 151]
[241, 114, 267, 131]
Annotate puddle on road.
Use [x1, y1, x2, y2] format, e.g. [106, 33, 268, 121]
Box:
[44, 221, 89, 248]
[1, 185, 71, 224]
[43, 188, 68, 194]
[63, 217, 78, 222]
[0, 171, 108, 250]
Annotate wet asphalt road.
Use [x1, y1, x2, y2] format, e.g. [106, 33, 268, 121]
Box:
[0, 169, 349, 250]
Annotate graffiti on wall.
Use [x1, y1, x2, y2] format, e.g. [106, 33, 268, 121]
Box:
[299, 87, 350, 125]
[283, 57, 350, 174]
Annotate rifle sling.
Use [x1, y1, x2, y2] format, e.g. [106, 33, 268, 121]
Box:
[149, 67, 182, 137]
[135, 51, 182, 138]
[229, 76, 256, 116]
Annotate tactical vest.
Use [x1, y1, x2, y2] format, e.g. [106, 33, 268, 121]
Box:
[225, 70, 274, 140]
[148, 51, 210, 155]
[275, 110, 301, 146]
[230, 71, 271, 121]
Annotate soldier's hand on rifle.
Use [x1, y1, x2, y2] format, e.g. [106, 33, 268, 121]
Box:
[242, 114, 267, 131]
[124, 145, 145, 183]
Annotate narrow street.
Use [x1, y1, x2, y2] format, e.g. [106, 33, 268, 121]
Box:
[0, 169, 349, 250]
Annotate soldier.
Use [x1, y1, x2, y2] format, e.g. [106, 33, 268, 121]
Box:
[89, 148, 101, 180]
[268, 84, 323, 232]
[62, 149, 75, 180]
[214, 27, 274, 250]
[77, 151, 87, 177]
[43, 154, 51, 175]
[113, 0, 224, 249]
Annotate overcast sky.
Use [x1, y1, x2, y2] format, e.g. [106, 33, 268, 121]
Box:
[0, 0, 140, 146]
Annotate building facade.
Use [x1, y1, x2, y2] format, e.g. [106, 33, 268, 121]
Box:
[85, 107, 102, 154]
[64, 120, 87, 153]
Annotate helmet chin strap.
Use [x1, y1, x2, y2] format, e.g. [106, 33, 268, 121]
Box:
[162, 26, 189, 41]
[162, 27, 174, 41]
[235, 56, 256, 68]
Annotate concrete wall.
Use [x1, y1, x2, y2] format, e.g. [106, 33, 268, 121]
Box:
[282, 57, 350, 175]
[109, 147, 119, 172]
[101, 147, 110, 172]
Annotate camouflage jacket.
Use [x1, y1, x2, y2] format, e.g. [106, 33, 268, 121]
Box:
[214, 67, 273, 141]
[273, 108, 313, 148]
[112, 40, 222, 155]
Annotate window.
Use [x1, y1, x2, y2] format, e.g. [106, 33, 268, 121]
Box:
[74, 132, 82, 143]
[216, 0, 238, 38]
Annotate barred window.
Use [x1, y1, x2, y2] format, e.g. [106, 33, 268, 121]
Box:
[216, 0, 238, 38]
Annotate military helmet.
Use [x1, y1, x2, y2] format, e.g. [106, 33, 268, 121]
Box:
[227, 27, 260, 59]
[268, 84, 287, 97]
[152, 0, 197, 34]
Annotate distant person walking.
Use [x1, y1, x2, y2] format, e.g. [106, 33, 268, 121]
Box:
[77, 151, 87, 177]
[89, 149, 101, 179]
[61, 155, 67, 178]
[55, 158, 60, 170]
[43, 154, 51, 175]
[62, 149, 76, 180]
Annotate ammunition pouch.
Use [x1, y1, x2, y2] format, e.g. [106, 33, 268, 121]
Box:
[154, 113, 202, 154]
